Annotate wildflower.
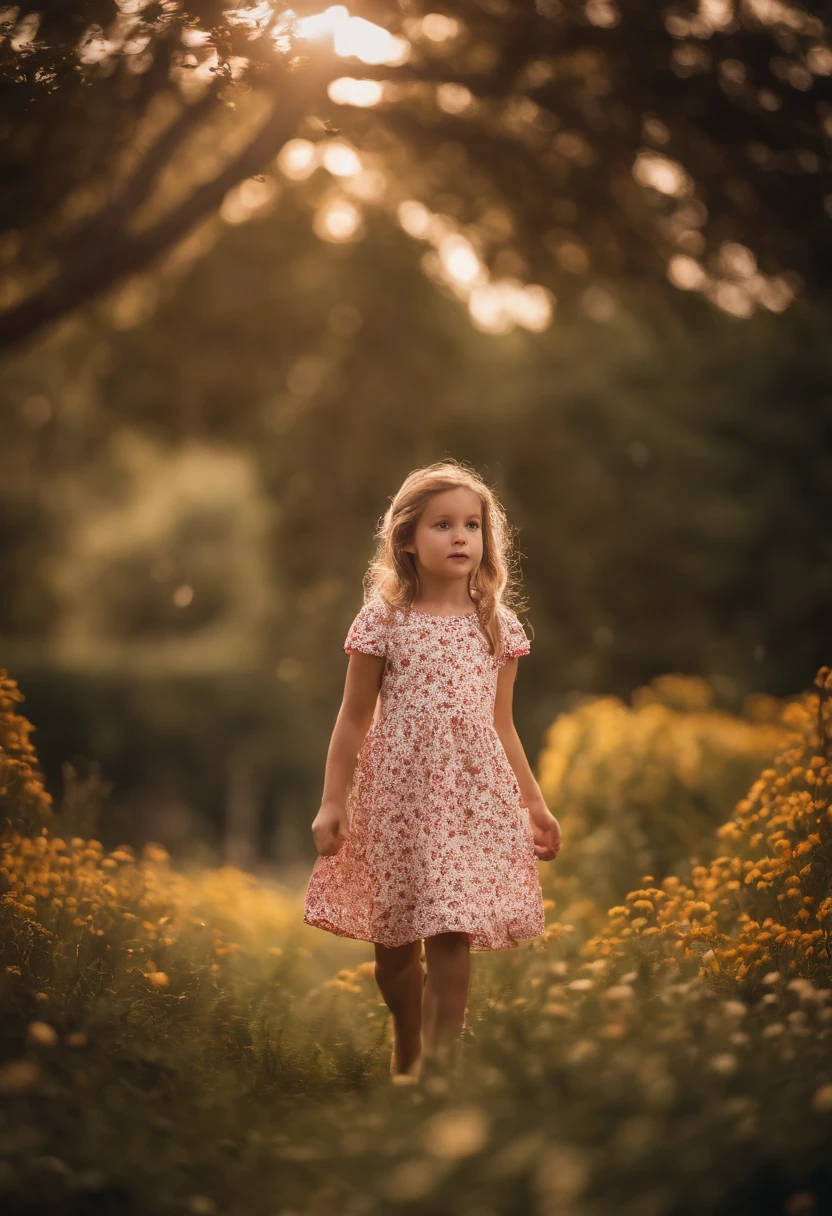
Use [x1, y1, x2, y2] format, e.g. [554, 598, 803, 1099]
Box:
[542, 1003, 571, 1019]
[762, 1023, 785, 1037]
[0, 1060, 41, 1093]
[423, 1106, 489, 1159]
[566, 1040, 598, 1065]
[142, 843, 170, 865]
[147, 971, 170, 989]
[323, 978, 362, 994]
[603, 985, 634, 1002]
[723, 1000, 747, 1018]
[786, 978, 817, 1001]
[812, 1084, 832, 1114]
[27, 1021, 58, 1047]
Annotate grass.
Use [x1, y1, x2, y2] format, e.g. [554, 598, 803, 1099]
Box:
[1, 666, 831, 1214]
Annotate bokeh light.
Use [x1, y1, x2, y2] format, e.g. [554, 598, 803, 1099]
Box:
[296, 6, 410, 66]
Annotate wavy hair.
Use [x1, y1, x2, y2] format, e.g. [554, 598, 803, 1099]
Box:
[360, 459, 530, 659]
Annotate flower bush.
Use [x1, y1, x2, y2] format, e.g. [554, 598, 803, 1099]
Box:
[580, 667, 832, 991]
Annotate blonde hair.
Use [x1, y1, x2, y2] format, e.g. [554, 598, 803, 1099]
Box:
[361, 459, 529, 659]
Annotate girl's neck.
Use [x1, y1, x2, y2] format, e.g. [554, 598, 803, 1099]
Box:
[410, 595, 476, 617]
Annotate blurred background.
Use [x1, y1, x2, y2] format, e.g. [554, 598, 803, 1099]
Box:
[1, 0, 830, 873]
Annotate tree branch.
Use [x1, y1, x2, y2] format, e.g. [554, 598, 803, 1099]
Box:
[59, 83, 223, 252]
[0, 57, 338, 354]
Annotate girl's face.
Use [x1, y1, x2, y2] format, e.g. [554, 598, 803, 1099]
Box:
[403, 487, 484, 583]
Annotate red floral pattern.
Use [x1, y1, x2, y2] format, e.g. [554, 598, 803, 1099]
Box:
[302, 596, 546, 951]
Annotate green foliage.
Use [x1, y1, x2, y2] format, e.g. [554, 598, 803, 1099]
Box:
[2, 1, 831, 348]
[585, 666, 832, 992]
[2, 670, 832, 1213]
[536, 672, 796, 924]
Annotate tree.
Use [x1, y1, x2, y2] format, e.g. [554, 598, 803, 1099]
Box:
[1, 0, 830, 353]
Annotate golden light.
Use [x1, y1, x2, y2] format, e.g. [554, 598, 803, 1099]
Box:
[327, 77, 384, 106]
[808, 47, 832, 75]
[718, 241, 757, 277]
[223, 1, 272, 29]
[698, 0, 735, 30]
[464, 280, 555, 334]
[296, 6, 410, 66]
[397, 202, 554, 334]
[503, 281, 555, 331]
[585, 1, 620, 29]
[181, 28, 211, 48]
[667, 254, 707, 290]
[314, 198, 363, 241]
[397, 200, 433, 238]
[743, 0, 813, 32]
[436, 83, 474, 115]
[438, 235, 483, 287]
[420, 13, 461, 41]
[709, 281, 755, 318]
[173, 585, 194, 607]
[321, 141, 362, 177]
[467, 284, 514, 335]
[344, 169, 388, 202]
[221, 176, 279, 224]
[277, 138, 318, 180]
[756, 277, 795, 312]
[633, 150, 693, 198]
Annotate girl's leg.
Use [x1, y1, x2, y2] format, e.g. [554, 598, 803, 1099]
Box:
[422, 931, 471, 1073]
[373, 939, 425, 1076]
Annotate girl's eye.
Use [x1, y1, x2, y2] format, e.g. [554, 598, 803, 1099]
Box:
[436, 521, 480, 529]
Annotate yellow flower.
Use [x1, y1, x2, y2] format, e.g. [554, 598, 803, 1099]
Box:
[27, 1021, 58, 1047]
[423, 1106, 490, 1159]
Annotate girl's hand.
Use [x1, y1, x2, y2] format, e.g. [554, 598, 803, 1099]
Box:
[311, 800, 350, 857]
[528, 806, 562, 862]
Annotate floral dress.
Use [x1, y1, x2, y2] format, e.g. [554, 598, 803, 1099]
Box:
[302, 596, 546, 951]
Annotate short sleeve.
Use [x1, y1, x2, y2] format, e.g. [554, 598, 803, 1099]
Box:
[344, 597, 390, 658]
[496, 609, 530, 668]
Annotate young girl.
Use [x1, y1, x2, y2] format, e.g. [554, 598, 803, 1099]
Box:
[303, 460, 562, 1080]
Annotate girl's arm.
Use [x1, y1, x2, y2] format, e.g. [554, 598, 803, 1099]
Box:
[493, 658, 550, 826]
[311, 652, 385, 855]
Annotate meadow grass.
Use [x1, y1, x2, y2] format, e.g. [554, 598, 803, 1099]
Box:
[1, 668, 831, 1216]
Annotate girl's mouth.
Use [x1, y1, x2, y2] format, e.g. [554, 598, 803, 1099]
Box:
[448, 554, 469, 561]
